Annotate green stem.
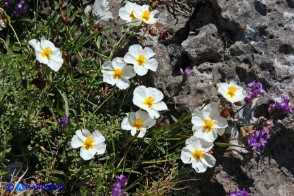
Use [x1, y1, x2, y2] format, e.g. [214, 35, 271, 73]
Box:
[9, 23, 21, 45]
[109, 27, 131, 59]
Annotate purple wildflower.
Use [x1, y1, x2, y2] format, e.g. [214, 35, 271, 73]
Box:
[229, 188, 249, 196]
[184, 66, 192, 77]
[268, 94, 293, 116]
[3, 0, 15, 7]
[112, 174, 128, 196]
[248, 129, 270, 152]
[13, 0, 28, 17]
[57, 115, 68, 128]
[245, 81, 265, 103]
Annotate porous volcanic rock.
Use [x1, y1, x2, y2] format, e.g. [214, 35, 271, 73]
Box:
[151, 0, 294, 195]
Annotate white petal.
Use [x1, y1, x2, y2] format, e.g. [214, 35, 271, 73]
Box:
[81, 129, 92, 137]
[116, 78, 130, 90]
[103, 71, 116, 85]
[202, 154, 216, 167]
[147, 109, 160, 119]
[80, 147, 97, 160]
[130, 128, 137, 136]
[92, 130, 105, 144]
[128, 44, 142, 56]
[137, 128, 146, 138]
[47, 55, 63, 72]
[133, 86, 147, 106]
[75, 129, 86, 141]
[123, 53, 137, 65]
[40, 38, 55, 49]
[122, 65, 136, 79]
[193, 131, 216, 142]
[192, 160, 207, 173]
[121, 116, 132, 130]
[191, 115, 205, 127]
[145, 59, 158, 72]
[153, 102, 168, 111]
[28, 39, 42, 52]
[95, 142, 106, 155]
[142, 47, 155, 59]
[134, 65, 148, 76]
[181, 147, 193, 164]
[71, 135, 83, 149]
[112, 57, 125, 69]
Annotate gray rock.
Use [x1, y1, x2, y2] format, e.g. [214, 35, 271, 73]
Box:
[150, 0, 294, 195]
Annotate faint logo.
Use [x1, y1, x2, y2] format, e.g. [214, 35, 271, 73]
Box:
[15, 183, 25, 192]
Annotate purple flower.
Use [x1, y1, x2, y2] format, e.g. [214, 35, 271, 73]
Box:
[245, 81, 265, 103]
[248, 129, 270, 152]
[184, 66, 192, 77]
[13, 0, 28, 17]
[3, 0, 15, 7]
[57, 115, 68, 128]
[229, 188, 249, 196]
[268, 94, 292, 116]
[112, 175, 128, 196]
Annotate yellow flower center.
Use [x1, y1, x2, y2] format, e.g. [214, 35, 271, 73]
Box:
[130, 11, 136, 21]
[133, 118, 143, 130]
[41, 47, 52, 59]
[203, 119, 214, 132]
[113, 68, 123, 79]
[141, 10, 151, 22]
[144, 96, 155, 108]
[192, 149, 204, 161]
[135, 54, 146, 66]
[83, 137, 94, 150]
[226, 86, 237, 98]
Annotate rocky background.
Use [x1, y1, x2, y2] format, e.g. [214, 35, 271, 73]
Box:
[151, 0, 294, 195]
[88, 0, 294, 195]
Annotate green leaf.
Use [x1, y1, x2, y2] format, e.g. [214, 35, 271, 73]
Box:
[171, 115, 178, 123]
[57, 89, 69, 116]
[214, 142, 230, 148]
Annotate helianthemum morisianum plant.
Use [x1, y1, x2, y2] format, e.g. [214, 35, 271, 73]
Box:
[118, 1, 141, 26]
[102, 57, 136, 90]
[123, 44, 158, 76]
[71, 129, 106, 161]
[121, 110, 156, 138]
[133, 4, 158, 25]
[181, 136, 216, 173]
[192, 102, 228, 142]
[28, 37, 63, 72]
[132, 85, 168, 119]
[217, 81, 246, 103]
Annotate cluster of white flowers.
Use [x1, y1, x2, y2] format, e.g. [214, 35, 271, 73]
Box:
[181, 81, 246, 173]
[102, 44, 158, 90]
[119, 1, 158, 26]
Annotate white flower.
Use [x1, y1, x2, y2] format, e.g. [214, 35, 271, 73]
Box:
[123, 44, 158, 76]
[217, 81, 246, 103]
[71, 129, 106, 161]
[0, 8, 7, 30]
[181, 136, 216, 173]
[28, 38, 63, 72]
[192, 102, 228, 142]
[0, 19, 6, 30]
[133, 4, 158, 24]
[133, 85, 168, 119]
[121, 110, 156, 138]
[101, 57, 136, 90]
[118, 1, 141, 26]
